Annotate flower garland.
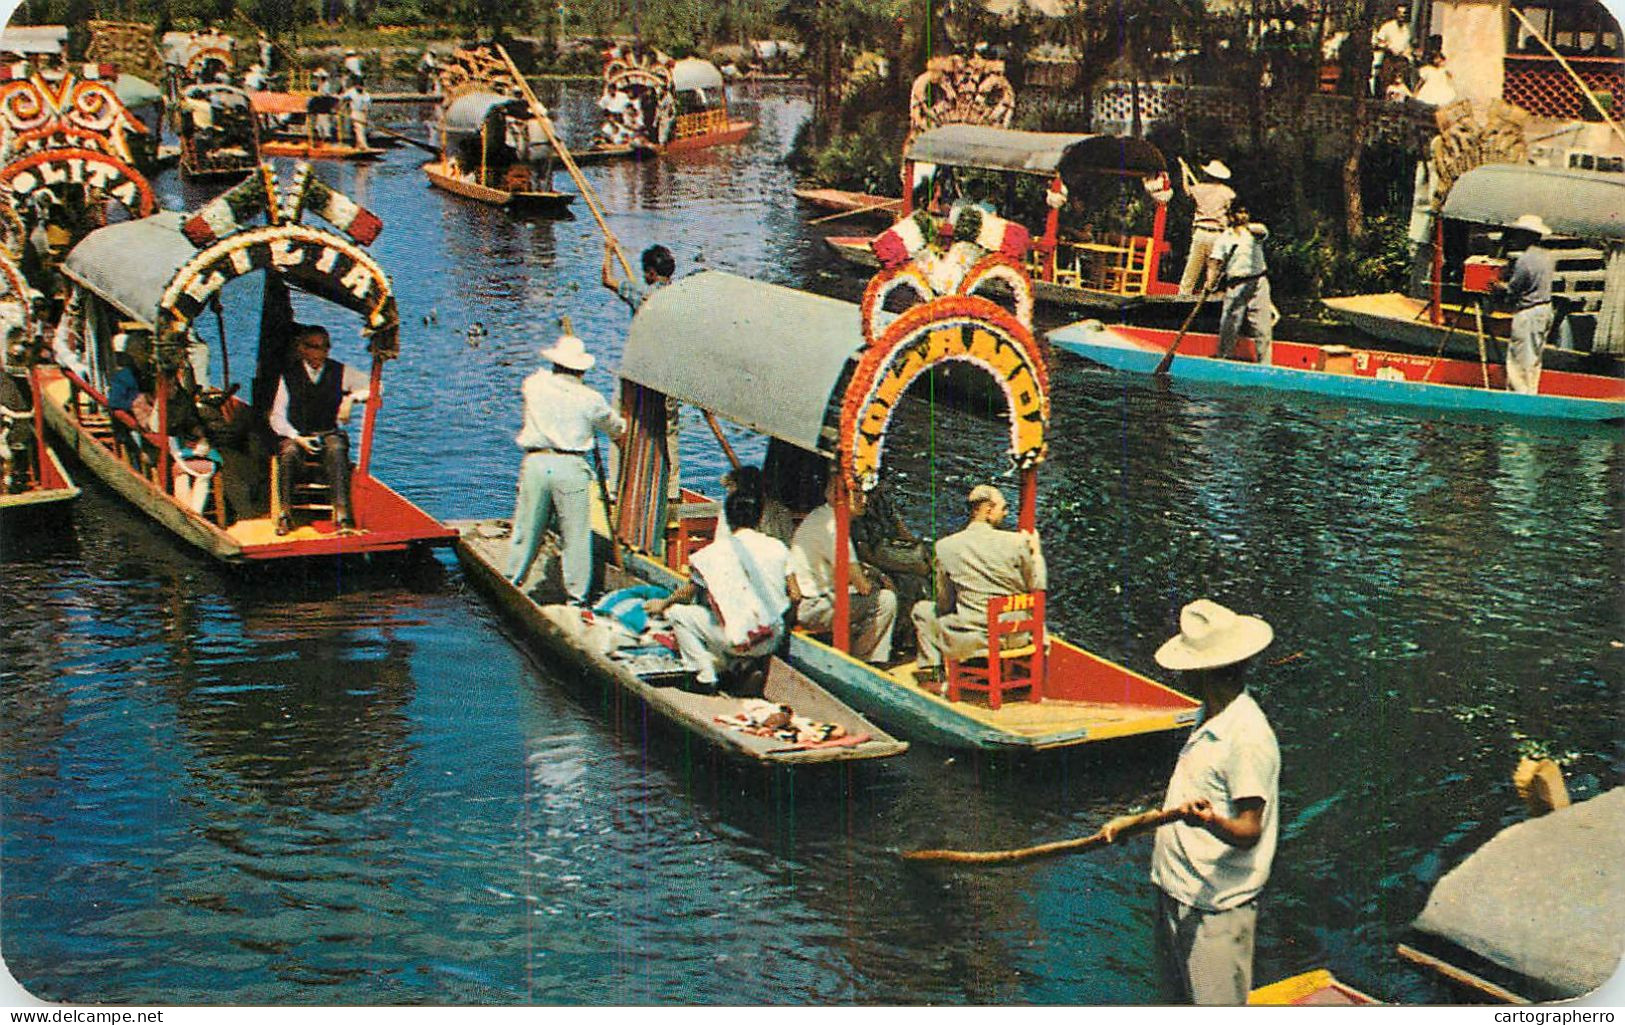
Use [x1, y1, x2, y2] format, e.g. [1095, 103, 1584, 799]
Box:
[958, 253, 1034, 329]
[859, 264, 932, 346]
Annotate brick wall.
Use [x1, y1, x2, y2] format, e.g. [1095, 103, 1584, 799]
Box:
[1091, 80, 1434, 149]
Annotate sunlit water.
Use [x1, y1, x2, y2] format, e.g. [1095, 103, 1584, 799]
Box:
[2, 83, 1621, 1005]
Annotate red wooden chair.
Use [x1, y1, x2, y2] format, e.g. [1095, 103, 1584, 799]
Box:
[945, 591, 1046, 710]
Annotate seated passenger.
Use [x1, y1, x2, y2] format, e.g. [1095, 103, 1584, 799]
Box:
[1, 333, 35, 493]
[787, 474, 898, 665]
[851, 479, 932, 652]
[169, 423, 221, 514]
[107, 334, 156, 464]
[723, 464, 794, 544]
[642, 489, 792, 693]
[913, 484, 1046, 681]
[268, 324, 369, 534]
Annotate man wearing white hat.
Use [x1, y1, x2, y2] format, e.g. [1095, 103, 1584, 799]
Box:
[1494, 213, 1556, 395]
[1178, 158, 1236, 295]
[311, 67, 334, 140]
[508, 332, 626, 604]
[1106, 598, 1279, 1004]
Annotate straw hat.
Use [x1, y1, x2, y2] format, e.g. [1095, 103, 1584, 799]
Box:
[541, 333, 594, 371]
[312, 67, 329, 77]
[1202, 159, 1232, 180]
[1155, 599, 1273, 671]
[1510, 213, 1551, 237]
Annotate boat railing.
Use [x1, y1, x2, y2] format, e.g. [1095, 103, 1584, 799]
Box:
[1031, 232, 1156, 295]
[673, 107, 729, 140]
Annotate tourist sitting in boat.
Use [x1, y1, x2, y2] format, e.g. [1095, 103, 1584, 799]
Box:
[723, 464, 794, 544]
[788, 474, 898, 666]
[851, 480, 933, 652]
[1209, 205, 1274, 364]
[268, 324, 368, 535]
[641, 488, 792, 695]
[912, 483, 1046, 685]
[168, 421, 220, 515]
[508, 332, 626, 604]
[1, 336, 35, 493]
[107, 333, 157, 467]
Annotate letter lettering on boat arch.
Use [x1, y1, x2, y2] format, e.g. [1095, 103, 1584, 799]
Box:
[0, 149, 156, 218]
[841, 298, 1049, 492]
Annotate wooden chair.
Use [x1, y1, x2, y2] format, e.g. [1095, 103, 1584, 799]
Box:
[269, 449, 333, 530]
[945, 591, 1046, 710]
[1106, 236, 1154, 296]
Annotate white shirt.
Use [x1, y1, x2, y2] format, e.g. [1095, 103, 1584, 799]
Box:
[268, 359, 371, 440]
[343, 87, 371, 117]
[1210, 223, 1270, 280]
[1373, 18, 1412, 58]
[344, 55, 364, 78]
[787, 502, 859, 599]
[514, 368, 625, 453]
[1150, 691, 1280, 912]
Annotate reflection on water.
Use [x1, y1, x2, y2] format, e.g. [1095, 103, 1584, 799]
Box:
[3, 83, 1621, 1005]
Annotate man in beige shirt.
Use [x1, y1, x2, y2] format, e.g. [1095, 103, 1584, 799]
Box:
[913, 484, 1046, 677]
[1179, 159, 1236, 295]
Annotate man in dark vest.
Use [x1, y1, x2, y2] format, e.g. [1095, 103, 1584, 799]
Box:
[267, 324, 369, 535]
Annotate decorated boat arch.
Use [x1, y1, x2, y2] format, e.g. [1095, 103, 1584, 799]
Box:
[582, 49, 751, 160]
[605, 234, 1197, 752]
[43, 162, 453, 563]
[0, 70, 157, 219]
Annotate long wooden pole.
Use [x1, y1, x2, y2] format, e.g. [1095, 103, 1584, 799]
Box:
[901, 808, 1181, 865]
[1508, 6, 1625, 148]
[496, 45, 636, 281]
[807, 198, 902, 225]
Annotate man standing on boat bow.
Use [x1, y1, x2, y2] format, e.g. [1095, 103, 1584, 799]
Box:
[1179, 159, 1235, 295]
[1105, 599, 1279, 1005]
[1493, 213, 1556, 395]
[508, 332, 625, 605]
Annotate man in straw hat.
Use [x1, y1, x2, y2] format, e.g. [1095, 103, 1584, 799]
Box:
[508, 332, 625, 605]
[1105, 598, 1280, 1004]
[1178, 158, 1236, 295]
[1493, 213, 1556, 395]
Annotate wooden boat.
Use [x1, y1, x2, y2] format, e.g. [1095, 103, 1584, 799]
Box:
[46, 166, 454, 564]
[823, 125, 1207, 313]
[1401, 786, 1624, 1003]
[792, 186, 902, 222]
[1325, 165, 1625, 371]
[591, 53, 752, 157]
[1045, 321, 1625, 422]
[250, 91, 385, 161]
[453, 518, 908, 768]
[177, 82, 261, 181]
[592, 259, 1199, 753]
[1248, 970, 1378, 1005]
[424, 50, 574, 214]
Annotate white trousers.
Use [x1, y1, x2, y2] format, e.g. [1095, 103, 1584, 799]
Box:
[1507, 303, 1553, 395]
[665, 603, 782, 685]
[1155, 889, 1256, 1006]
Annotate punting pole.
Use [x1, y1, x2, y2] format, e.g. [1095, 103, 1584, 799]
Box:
[1430, 216, 1444, 326]
[495, 45, 637, 281]
[832, 473, 852, 655]
[901, 808, 1180, 865]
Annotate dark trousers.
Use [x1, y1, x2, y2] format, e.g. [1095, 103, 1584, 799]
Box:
[277, 431, 352, 524]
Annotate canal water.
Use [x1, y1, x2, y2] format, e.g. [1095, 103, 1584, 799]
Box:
[2, 83, 1621, 1005]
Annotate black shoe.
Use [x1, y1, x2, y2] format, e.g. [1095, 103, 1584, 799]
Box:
[275, 515, 292, 536]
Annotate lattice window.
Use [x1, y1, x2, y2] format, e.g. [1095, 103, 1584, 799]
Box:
[1503, 56, 1624, 119]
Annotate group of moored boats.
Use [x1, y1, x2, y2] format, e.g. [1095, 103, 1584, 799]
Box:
[0, 24, 1618, 1007]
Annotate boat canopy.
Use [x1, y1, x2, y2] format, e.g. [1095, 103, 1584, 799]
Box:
[0, 26, 69, 55]
[622, 272, 864, 454]
[250, 91, 338, 116]
[905, 124, 1164, 179]
[61, 212, 195, 327]
[113, 73, 163, 109]
[671, 57, 723, 93]
[161, 31, 233, 68]
[1442, 165, 1625, 240]
[443, 91, 528, 136]
[1411, 788, 1624, 999]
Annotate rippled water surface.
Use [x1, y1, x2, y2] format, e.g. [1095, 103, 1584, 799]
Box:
[3, 83, 1622, 1005]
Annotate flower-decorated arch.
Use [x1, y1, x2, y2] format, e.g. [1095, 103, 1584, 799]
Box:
[0, 74, 148, 164]
[0, 147, 156, 219]
[839, 291, 1048, 495]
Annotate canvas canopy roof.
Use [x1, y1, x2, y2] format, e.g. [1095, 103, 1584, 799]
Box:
[0, 26, 68, 55]
[906, 124, 1165, 180]
[161, 31, 233, 67]
[443, 91, 528, 136]
[62, 212, 195, 326]
[671, 57, 723, 92]
[621, 272, 864, 454]
[1411, 788, 1625, 999]
[1442, 165, 1625, 240]
[114, 73, 163, 109]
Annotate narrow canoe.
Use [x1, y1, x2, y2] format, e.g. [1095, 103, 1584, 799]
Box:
[823, 236, 1208, 313]
[1249, 970, 1378, 1005]
[451, 517, 910, 768]
[1046, 321, 1625, 423]
[258, 138, 385, 161]
[1323, 291, 1624, 376]
[39, 368, 455, 564]
[0, 441, 78, 515]
[793, 186, 898, 218]
[423, 160, 575, 213]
